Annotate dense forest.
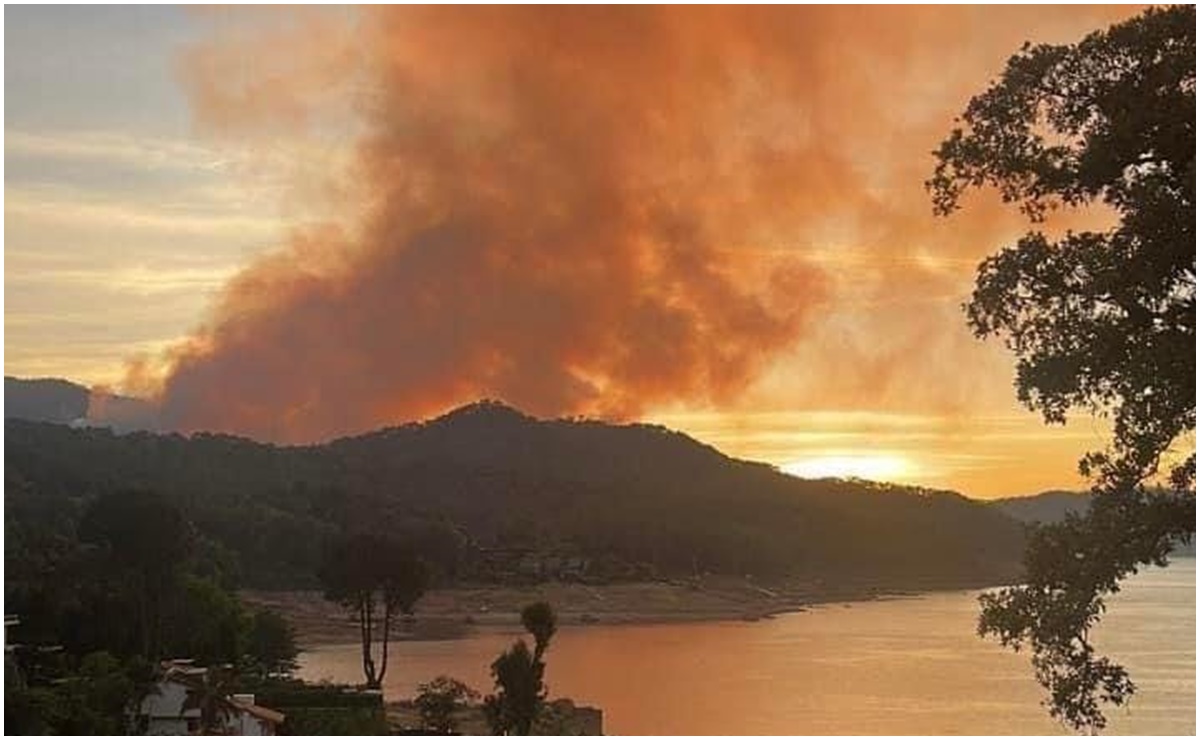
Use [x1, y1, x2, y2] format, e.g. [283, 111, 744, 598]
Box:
[7, 386, 1027, 596]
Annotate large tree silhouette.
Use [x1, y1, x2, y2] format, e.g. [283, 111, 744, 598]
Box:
[78, 490, 192, 660]
[928, 6, 1195, 732]
[319, 533, 429, 689]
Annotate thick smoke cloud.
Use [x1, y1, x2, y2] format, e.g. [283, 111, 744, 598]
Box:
[118, 6, 1135, 442]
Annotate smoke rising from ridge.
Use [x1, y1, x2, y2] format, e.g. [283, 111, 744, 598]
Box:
[118, 6, 1135, 442]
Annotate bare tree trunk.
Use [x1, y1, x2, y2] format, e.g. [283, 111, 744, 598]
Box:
[378, 603, 393, 686]
[358, 592, 374, 687]
[364, 592, 379, 688]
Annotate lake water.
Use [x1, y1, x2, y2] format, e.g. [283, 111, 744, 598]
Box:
[298, 558, 1195, 735]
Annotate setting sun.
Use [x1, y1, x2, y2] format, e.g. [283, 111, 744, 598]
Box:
[782, 454, 915, 482]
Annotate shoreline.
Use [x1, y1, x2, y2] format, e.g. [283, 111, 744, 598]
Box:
[243, 575, 1002, 649]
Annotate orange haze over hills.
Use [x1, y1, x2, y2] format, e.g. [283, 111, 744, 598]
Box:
[74, 6, 1147, 498]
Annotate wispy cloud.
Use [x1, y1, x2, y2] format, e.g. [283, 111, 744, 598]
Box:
[6, 185, 283, 237]
[6, 262, 239, 297]
[4, 337, 187, 388]
[6, 129, 231, 172]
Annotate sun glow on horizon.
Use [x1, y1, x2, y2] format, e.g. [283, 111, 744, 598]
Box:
[782, 454, 916, 483]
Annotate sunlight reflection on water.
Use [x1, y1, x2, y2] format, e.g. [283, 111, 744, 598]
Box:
[299, 558, 1194, 735]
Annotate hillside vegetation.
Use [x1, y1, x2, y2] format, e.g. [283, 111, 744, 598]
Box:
[6, 397, 1026, 593]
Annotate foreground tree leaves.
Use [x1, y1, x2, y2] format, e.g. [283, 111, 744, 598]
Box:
[929, 5, 1195, 733]
[978, 489, 1194, 731]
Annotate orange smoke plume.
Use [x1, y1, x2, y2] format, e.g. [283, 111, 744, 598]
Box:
[135, 6, 1136, 442]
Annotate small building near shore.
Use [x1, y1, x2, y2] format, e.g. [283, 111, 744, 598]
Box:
[134, 660, 285, 736]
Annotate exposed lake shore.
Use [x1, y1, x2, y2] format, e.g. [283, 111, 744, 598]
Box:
[243, 574, 1004, 648]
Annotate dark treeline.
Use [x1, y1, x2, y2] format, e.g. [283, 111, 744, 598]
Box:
[7, 400, 1026, 597]
[5, 487, 300, 734]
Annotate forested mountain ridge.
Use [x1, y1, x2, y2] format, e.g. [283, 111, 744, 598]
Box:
[6, 399, 1027, 592]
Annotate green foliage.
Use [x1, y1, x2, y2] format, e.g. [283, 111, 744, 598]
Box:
[249, 679, 388, 735]
[245, 609, 300, 678]
[169, 576, 247, 667]
[4, 651, 144, 735]
[382, 548, 432, 617]
[79, 489, 192, 574]
[415, 675, 480, 734]
[283, 706, 389, 735]
[79, 489, 193, 659]
[189, 534, 244, 591]
[929, 5, 1196, 732]
[250, 679, 385, 709]
[6, 409, 1028, 592]
[2, 482, 304, 733]
[4, 658, 50, 735]
[16, 494, 246, 666]
[486, 602, 557, 735]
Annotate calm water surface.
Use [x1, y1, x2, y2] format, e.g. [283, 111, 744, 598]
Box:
[298, 558, 1195, 735]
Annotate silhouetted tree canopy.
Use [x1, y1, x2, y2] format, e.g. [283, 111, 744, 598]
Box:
[320, 533, 429, 689]
[4, 650, 145, 735]
[929, 5, 1195, 732]
[415, 675, 480, 735]
[6, 405, 1029, 593]
[79, 489, 191, 577]
[485, 602, 557, 735]
[78, 490, 192, 659]
[520, 601, 557, 663]
[485, 641, 542, 736]
[245, 609, 300, 678]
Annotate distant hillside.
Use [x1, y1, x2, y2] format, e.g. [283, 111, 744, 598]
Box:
[989, 489, 1195, 557]
[4, 376, 158, 431]
[6, 400, 1026, 591]
[4, 377, 90, 423]
[989, 490, 1093, 525]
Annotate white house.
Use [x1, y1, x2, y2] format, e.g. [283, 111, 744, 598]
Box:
[134, 661, 285, 736]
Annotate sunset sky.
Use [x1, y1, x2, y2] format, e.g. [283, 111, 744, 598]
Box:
[6, 5, 1170, 498]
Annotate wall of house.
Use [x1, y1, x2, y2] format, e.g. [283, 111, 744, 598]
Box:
[146, 717, 193, 736]
[136, 677, 277, 736]
[229, 713, 271, 736]
[140, 682, 201, 735]
[141, 682, 194, 718]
